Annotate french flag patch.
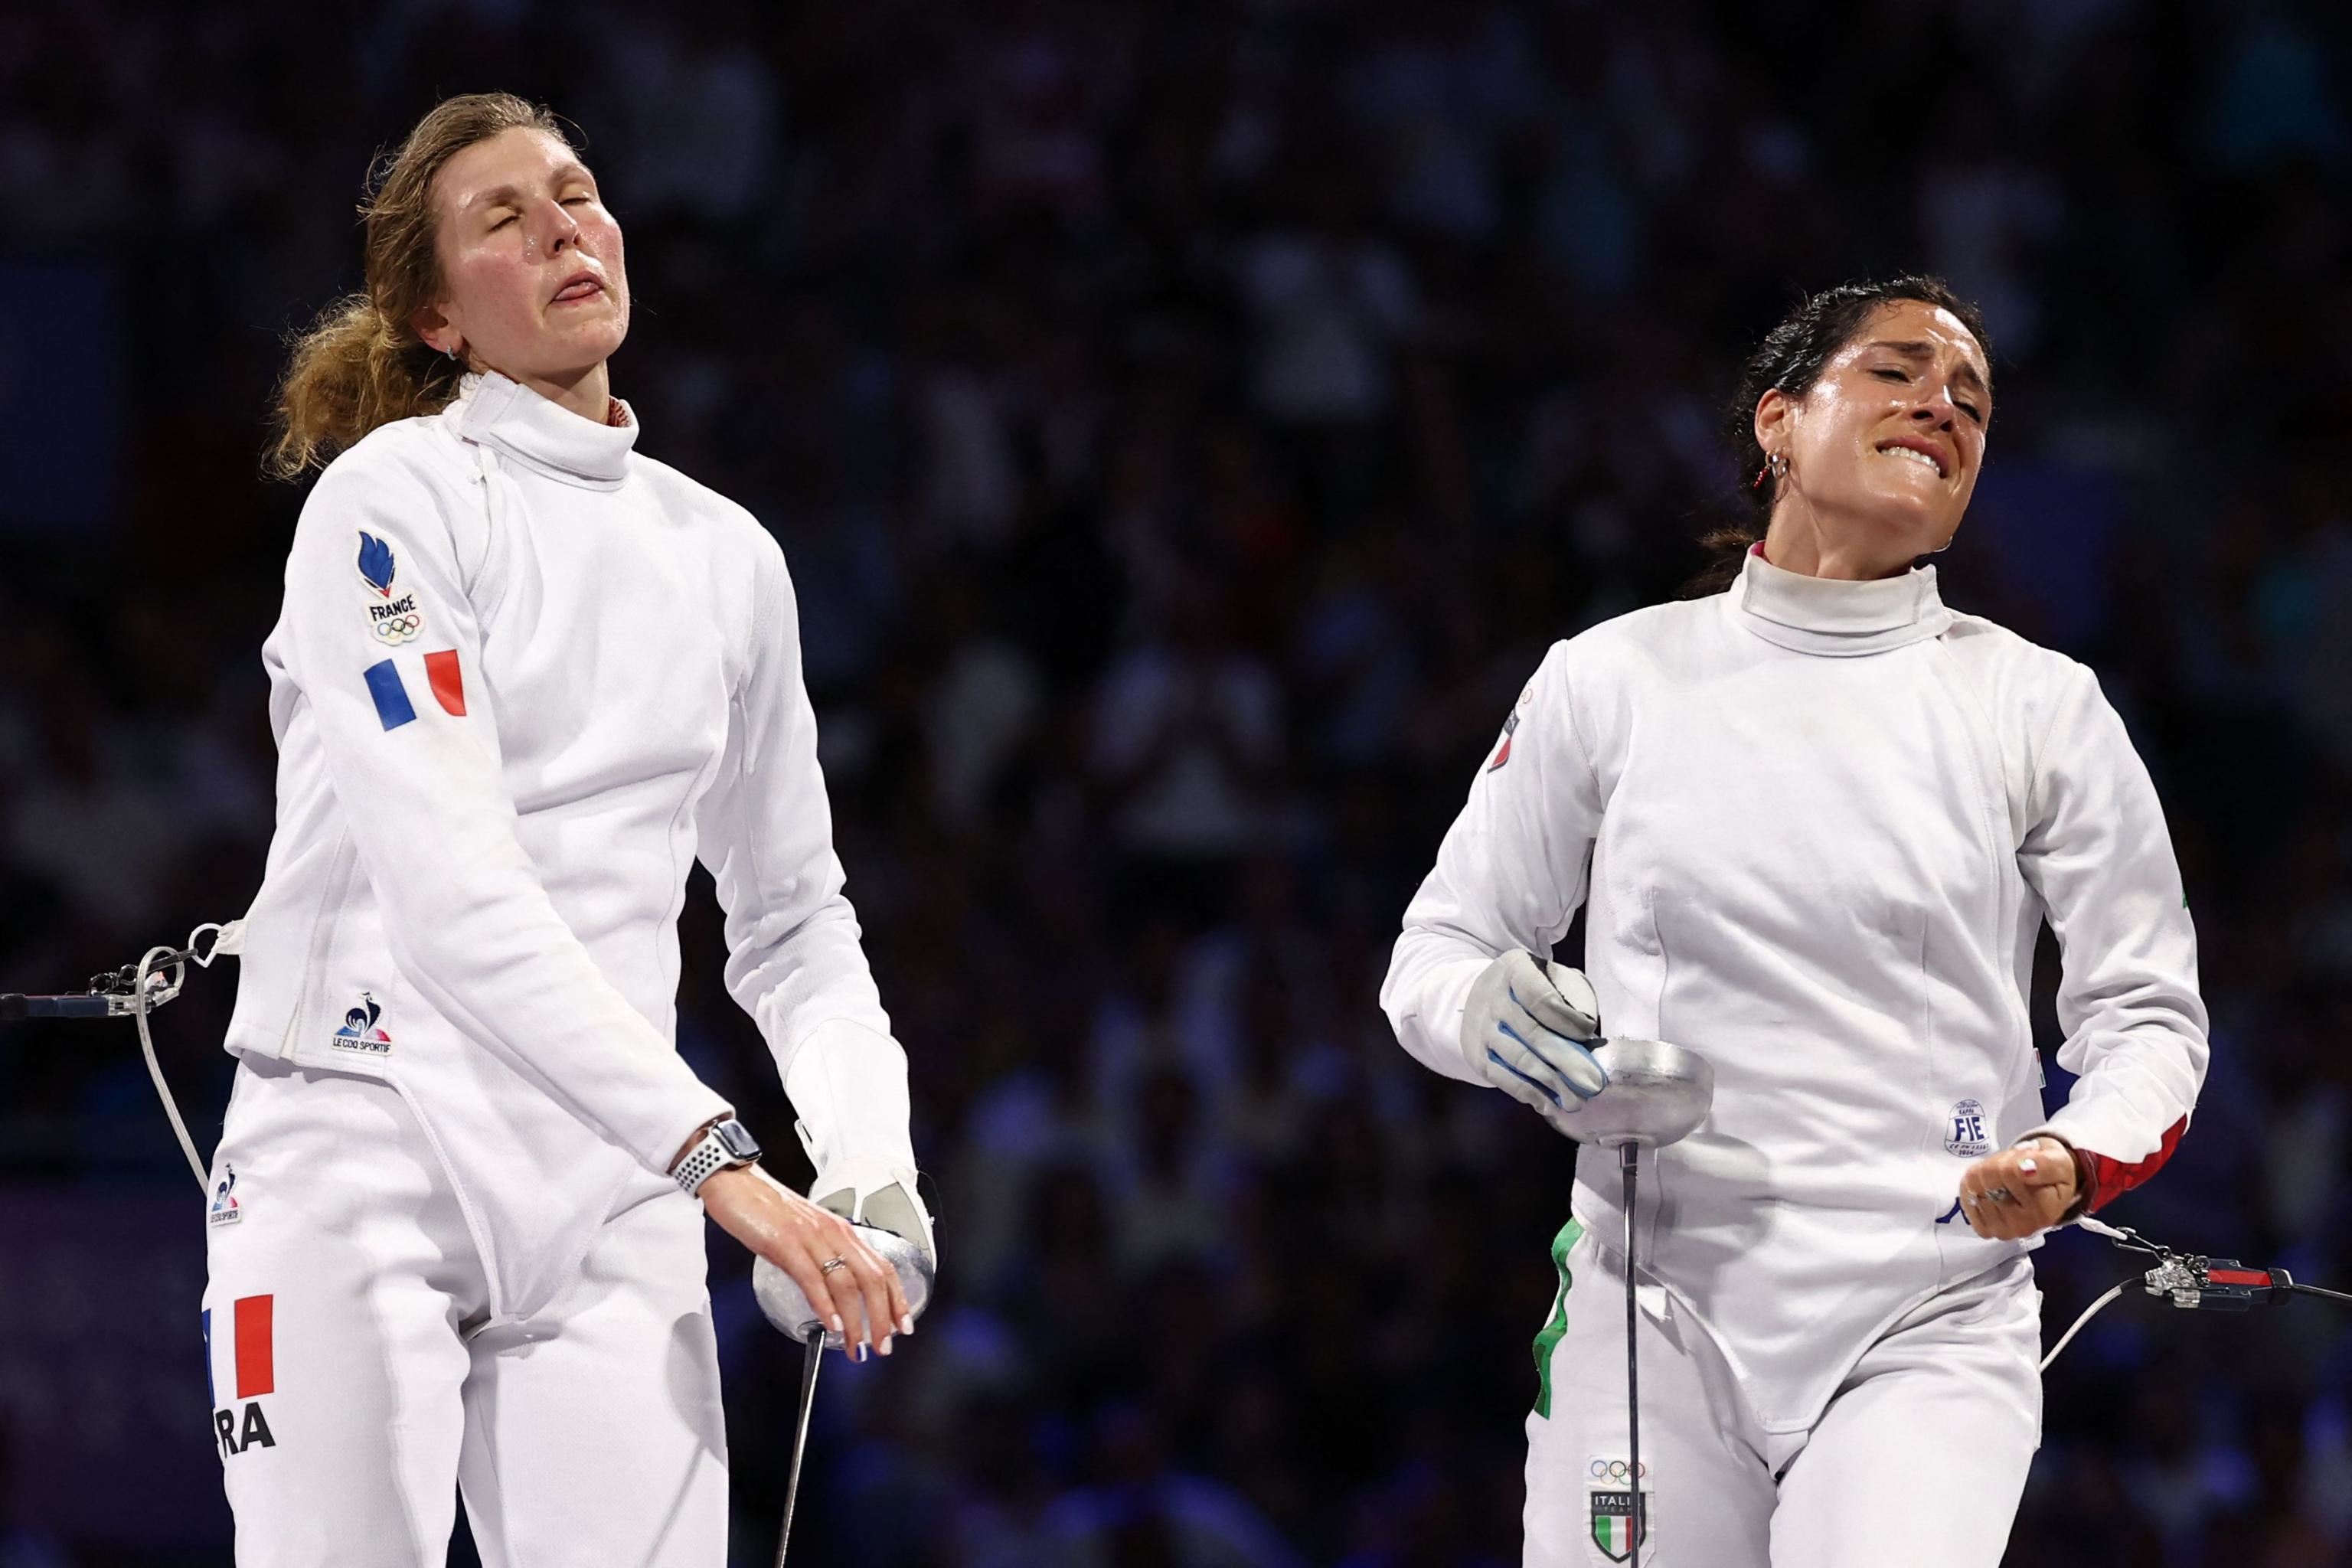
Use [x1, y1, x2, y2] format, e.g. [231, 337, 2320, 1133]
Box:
[363, 652, 466, 729]
[234, 1295, 276, 1397]
[423, 650, 466, 715]
[363, 660, 415, 730]
[204, 1294, 276, 1402]
[206, 1295, 283, 1456]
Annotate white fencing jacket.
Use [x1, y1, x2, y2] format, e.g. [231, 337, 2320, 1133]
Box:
[227, 371, 911, 1318]
[1383, 547, 2207, 1430]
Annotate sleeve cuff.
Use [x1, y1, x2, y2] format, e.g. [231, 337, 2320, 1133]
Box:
[2018, 1116, 2187, 1216]
[648, 1093, 736, 1179]
[782, 1019, 916, 1172]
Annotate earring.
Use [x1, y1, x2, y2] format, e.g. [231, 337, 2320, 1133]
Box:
[1752, 451, 1788, 491]
[443, 344, 459, 361]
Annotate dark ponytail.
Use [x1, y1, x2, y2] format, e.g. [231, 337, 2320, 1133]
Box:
[1687, 275, 1992, 595]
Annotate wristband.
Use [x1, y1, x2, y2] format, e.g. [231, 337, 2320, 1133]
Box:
[672, 1118, 763, 1196]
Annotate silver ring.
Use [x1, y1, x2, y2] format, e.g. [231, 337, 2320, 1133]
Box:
[1985, 1185, 2014, 1204]
[819, 1256, 849, 1275]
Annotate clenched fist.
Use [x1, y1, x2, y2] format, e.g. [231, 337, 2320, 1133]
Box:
[1956, 1135, 2083, 1240]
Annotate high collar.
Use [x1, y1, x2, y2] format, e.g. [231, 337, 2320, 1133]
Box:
[1729, 544, 1953, 657]
[452, 371, 639, 489]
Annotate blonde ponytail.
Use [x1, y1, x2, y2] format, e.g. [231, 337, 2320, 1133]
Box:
[268, 295, 468, 479]
[267, 92, 567, 479]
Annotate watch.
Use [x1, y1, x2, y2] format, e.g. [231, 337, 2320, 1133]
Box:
[672, 1118, 763, 1196]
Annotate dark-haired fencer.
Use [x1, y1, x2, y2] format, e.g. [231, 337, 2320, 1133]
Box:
[1383, 280, 2205, 1568]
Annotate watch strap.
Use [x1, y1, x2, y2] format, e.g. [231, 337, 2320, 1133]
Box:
[673, 1119, 760, 1195]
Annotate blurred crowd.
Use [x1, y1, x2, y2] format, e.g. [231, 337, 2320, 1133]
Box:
[3, 2, 2351, 1564]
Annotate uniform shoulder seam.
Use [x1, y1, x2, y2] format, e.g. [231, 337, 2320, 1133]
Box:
[630, 452, 776, 546]
[626, 459, 783, 688]
[315, 413, 474, 494]
[303, 418, 467, 547]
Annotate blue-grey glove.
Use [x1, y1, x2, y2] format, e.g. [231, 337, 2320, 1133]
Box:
[1462, 949, 1606, 1132]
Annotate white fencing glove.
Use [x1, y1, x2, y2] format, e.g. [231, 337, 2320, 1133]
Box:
[1462, 949, 1607, 1132]
[805, 1151, 936, 1266]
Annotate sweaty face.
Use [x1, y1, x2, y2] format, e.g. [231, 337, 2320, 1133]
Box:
[418, 127, 629, 386]
[1757, 299, 1992, 564]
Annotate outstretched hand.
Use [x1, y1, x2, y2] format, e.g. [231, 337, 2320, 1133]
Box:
[701, 1163, 912, 1358]
[1957, 1135, 2081, 1241]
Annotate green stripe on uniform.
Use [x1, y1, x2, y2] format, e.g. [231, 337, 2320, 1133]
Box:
[1531, 1217, 1583, 1419]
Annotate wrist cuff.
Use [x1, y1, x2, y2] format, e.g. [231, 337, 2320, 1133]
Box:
[2015, 1132, 2092, 1223]
[783, 1021, 916, 1171]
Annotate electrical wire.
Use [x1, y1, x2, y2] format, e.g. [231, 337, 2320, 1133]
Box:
[2043, 1214, 2352, 1373]
[132, 920, 240, 1194]
[135, 946, 205, 1190]
[2288, 1281, 2352, 1307]
[2040, 1276, 2135, 1374]
[2076, 1214, 2162, 1254]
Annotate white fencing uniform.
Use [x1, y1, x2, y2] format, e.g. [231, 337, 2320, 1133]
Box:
[1522, 1221, 2039, 1567]
[203, 1056, 724, 1568]
[1382, 548, 2207, 1566]
[207, 371, 913, 1565]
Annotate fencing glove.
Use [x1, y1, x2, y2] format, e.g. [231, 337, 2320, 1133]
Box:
[1462, 949, 1607, 1132]
[805, 1152, 935, 1266]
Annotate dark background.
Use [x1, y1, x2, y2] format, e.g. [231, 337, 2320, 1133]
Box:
[3, 2, 2350, 1563]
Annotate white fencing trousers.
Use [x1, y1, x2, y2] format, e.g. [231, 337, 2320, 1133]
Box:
[201, 1056, 727, 1567]
[1525, 1223, 2040, 1568]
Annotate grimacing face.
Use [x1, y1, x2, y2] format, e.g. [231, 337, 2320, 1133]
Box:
[1754, 299, 1992, 564]
[412, 127, 629, 388]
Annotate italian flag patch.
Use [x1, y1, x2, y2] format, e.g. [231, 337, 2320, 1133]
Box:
[1589, 1489, 1648, 1561]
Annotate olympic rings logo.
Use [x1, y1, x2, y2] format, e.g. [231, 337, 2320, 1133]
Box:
[1588, 1459, 1648, 1481]
[372, 613, 423, 641]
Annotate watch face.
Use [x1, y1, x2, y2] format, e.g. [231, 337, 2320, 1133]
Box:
[714, 1119, 762, 1161]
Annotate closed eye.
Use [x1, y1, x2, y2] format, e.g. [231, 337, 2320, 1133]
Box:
[1877, 364, 1985, 423]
